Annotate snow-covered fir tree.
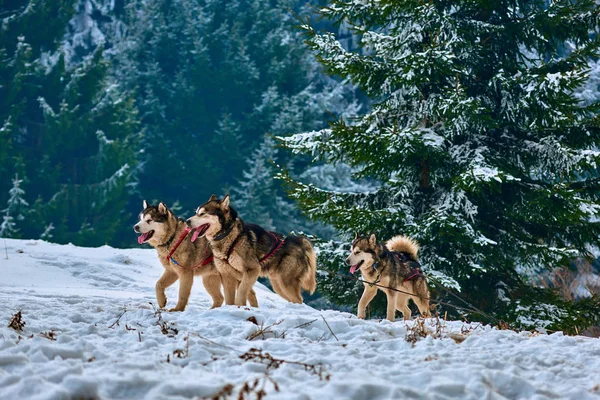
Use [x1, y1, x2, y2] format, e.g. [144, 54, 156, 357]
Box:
[0, 1, 140, 246]
[232, 136, 298, 233]
[0, 174, 29, 238]
[112, 0, 356, 214]
[279, 0, 600, 330]
[0, 212, 16, 239]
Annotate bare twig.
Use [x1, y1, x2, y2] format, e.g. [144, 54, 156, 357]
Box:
[150, 303, 178, 336]
[247, 320, 283, 341]
[240, 348, 330, 381]
[199, 383, 234, 400]
[4, 239, 8, 260]
[405, 317, 428, 346]
[292, 319, 318, 330]
[39, 330, 57, 341]
[188, 332, 237, 352]
[321, 315, 338, 341]
[108, 309, 127, 329]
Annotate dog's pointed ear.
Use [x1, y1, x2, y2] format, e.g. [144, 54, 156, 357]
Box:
[221, 195, 230, 209]
[143, 200, 148, 209]
[158, 202, 168, 215]
[209, 194, 217, 201]
[368, 233, 376, 247]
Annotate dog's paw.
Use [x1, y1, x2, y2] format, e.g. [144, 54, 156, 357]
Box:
[168, 307, 184, 312]
[156, 296, 167, 309]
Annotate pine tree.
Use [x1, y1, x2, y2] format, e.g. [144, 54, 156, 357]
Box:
[0, 174, 29, 238]
[0, 212, 16, 239]
[0, 1, 141, 246]
[113, 0, 355, 214]
[279, 1, 600, 330]
[232, 135, 301, 233]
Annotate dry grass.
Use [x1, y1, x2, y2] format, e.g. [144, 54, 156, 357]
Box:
[202, 348, 329, 400]
[246, 320, 283, 341]
[405, 314, 485, 346]
[200, 384, 234, 400]
[150, 302, 178, 337]
[405, 314, 451, 346]
[8, 310, 25, 331]
[108, 309, 127, 329]
[39, 330, 57, 341]
[540, 260, 600, 336]
[541, 260, 600, 301]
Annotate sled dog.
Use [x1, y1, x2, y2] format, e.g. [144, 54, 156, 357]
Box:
[186, 195, 317, 306]
[346, 233, 430, 321]
[134, 200, 257, 311]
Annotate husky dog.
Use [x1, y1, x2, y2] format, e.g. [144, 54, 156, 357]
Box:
[134, 201, 257, 311]
[346, 233, 430, 321]
[186, 195, 317, 306]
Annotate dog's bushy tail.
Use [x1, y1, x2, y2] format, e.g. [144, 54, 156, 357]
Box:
[386, 235, 419, 261]
[300, 238, 317, 295]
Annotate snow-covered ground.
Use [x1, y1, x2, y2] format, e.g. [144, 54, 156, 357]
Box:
[1, 239, 599, 400]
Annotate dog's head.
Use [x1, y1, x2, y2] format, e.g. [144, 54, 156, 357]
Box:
[187, 194, 237, 242]
[133, 200, 174, 246]
[346, 233, 379, 274]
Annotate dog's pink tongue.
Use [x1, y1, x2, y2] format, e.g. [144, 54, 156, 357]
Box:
[138, 232, 150, 244]
[191, 228, 200, 243]
[350, 265, 358, 274]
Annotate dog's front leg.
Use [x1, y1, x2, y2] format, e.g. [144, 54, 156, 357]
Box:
[247, 288, 259, 307]
[156, 268, 179, 309]
[385, 291, 398, 322]
[236, 262, 260, 306]
[213, 259, 238, 305]
[202, 273, 224, 309]
[357, 284, 377, 319]
[170, 270, 194, 312]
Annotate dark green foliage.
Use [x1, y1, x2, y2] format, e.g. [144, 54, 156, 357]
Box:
[502, 285, 600, 334]
[113, 0, 350, 216]
[0, 1, 140, 245]
[279, 0, 600, 329]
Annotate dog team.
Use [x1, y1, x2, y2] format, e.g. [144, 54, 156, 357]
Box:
[133, 195, 430, 321]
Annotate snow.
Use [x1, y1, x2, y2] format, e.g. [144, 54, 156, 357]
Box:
[1, 239, 600, 399]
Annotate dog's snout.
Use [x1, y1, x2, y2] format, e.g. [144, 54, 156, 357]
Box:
[345, 257, 351, 265]
[186, 219, 192, 227]
[134, 224, 140, 233]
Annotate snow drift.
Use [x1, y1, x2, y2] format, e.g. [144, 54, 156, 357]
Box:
[0, 239, 599, 399]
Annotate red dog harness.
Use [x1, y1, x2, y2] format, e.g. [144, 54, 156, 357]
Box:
[222, 230, 285, 269]
[260, 231, 285, 264]
[392, 252, 423, 282]
[166, 227, 213, 269]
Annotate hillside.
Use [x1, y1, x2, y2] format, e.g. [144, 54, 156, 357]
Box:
[0, 239, 599, 399]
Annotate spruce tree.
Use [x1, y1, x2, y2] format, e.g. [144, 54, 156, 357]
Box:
[0, 1, 141, 246]
[232, 135, 303, 233]
[280, 0, 600, 330]
[0, 174, 28, 238]
[114, 0, 355, 214]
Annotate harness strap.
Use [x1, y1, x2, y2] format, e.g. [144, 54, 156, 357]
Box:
[158, 230, 178, 248]
[168, 228, 214, 269]
[214, 222, 235, 241]
[224, 232, 243, 261]
[191, 248, 214, 269]
[259, 231, 285, 264]
[165, 227, 192, 264]
[403, 268, 423, 282]
[392, 252, 423, 282]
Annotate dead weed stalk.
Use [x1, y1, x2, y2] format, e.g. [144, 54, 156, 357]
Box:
[8, 310, 25, 331]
